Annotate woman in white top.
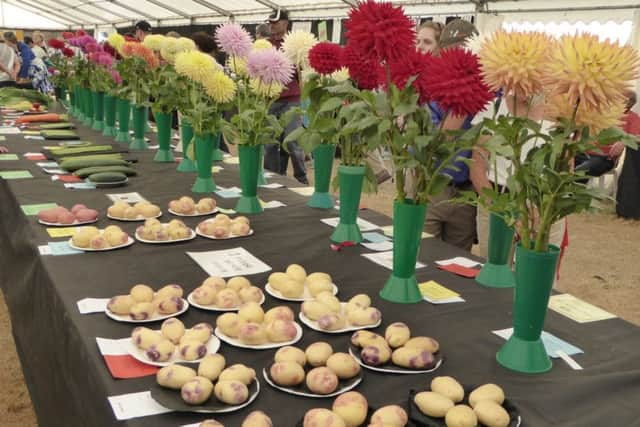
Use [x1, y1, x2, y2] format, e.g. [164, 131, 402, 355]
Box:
[0, 41, 19, 84]
[30, 32, 48, 60]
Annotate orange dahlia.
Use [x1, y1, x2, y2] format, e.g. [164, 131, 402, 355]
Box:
[545, 93, 626, 134]
[121, 42, 159, 68]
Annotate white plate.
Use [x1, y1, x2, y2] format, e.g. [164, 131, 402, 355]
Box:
[187, 292, 265, 312]
[196, 228, 254, 240]
[262, 368, 362, 398]
[348, 347, 443, 374]
[265, 282, 338, 302]
[105, 298, 189, 323]
[125, 333, 220, 367]
[135, 227, 196, 244]
[38, 218, 98, 227]
[168, 207, 219, 217]
[107, 211, 162, 222]
[68, 235, 135, 252]
[298, 303, 381, 334]
[196, 380, 260, 414]
[214, 323, 302, 350]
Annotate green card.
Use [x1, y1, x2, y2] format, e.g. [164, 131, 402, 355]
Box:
[0, 154, 19, 160]
[21, 203, 58, 215]
[0, 170, 33, 179]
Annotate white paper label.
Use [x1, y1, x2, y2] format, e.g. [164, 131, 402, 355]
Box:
[362, 251, 426, 270]
[96, 337, 129, 356]
[108, 391, 172, 420]
[38, 245, 52, 255]
[361, 241, 394, 252]
[106, 192, 147, 203]
[321, 217, 380, 232]
[435, 257, 483, 268]
[187, 247, 272, 278]
[77, 297, 109, 314]
[259, 183, 285, 189]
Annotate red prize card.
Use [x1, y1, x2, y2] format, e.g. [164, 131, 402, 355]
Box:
[24, 153, 46, 161]
[56, 175, 83, 183]
[437, 263, 480, 278]
[103, 355, 159, 379]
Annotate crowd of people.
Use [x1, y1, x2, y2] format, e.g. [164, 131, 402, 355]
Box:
[0, 30, 53, 93]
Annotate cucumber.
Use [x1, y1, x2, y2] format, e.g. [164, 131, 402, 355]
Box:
[74, 166, 137, 178]
[60, 158, 129, 171]
[52, 145, 113, 156]
[87, 172, 127, 183]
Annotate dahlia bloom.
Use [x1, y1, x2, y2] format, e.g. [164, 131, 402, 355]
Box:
[215, 22, 252, 58]
[121, 42, 159, 68]
[62, 47, 75, 58]
[383, 50, 433, 103]
[75, 30, 87, 37]
[111, 70, 123, 85]
[342, 43, 381, 90]
[61, 32, 74, 40]
[252, 39, 272, 51]
[250, 78, 284, 98]
[308, 42, 343, 75]
[107, 32, 125, 52]
[48, 39, 65, 50]
[84, 42, 101, 53]
[203, 71, 237, 103]
[545, 93, 625, 134]
[282, 30, 317, 69]
[97, 53, 114, 68]
[227, 55, 248, 77]
[143, 34, 165, 51]
[246, 48, 294, 86]
[174, 50, 218, 84]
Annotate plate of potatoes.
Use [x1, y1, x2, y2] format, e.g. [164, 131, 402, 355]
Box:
[298, 294, 382, 334]
[349, 325, 443, 374]
[196, 215, 253, 240]
[298, 393, 409, 427]
[187, 276, 265, 312]
[107, 201, 162, 222]
[135, 219, 196, 244]
[168, 196, 218, 217]
[265, 265, 339, 302]
[106, 284, 189, 323]
[262, 344, 362, 398]
[408, 377, 521, 427]
[69, 226, 134, 251]
[151, 358, 260, 413]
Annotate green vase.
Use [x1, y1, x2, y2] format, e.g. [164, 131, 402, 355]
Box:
[192, 133, 216, 193]
[130, 105, 148, 150]
[69, 89, 76, 115]
[496, 244, 560, 374]
[145, 106, 151, 133]
[308, 144, 336, 209]
[212, 133, 224, 162]
[76, 87, 85, 121]
[257, 145, 267, 185]
[177, 121, 197, 172]
[102, 95, 117, 137]
[236, 144, 263, 214]
[153, 111, 175, 162]
[330, 165, 365, 243]
[92, 91, 105, 131]
[82, 89, 94, 127]
[115, 98, 131, 143]
[379, 200, 427, 303]
[477, 213, 516, 288]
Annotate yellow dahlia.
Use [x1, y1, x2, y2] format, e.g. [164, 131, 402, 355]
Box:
[174, 51, 217, 84]
[250, 78, 283, 98]
[545, 93, 626, 134]
[203, 71, 237, 103]
[159, 37, 178, 62]
[227, 55, 247, 76]
[546, 34, 639, 113]
[176, 37, 196, 52]
[281, 30, 317, 69]
[479, 30, 552, 99]
[252, 39, 272, 51]
[142, 34, 165, 51]
[107, 32, 125, 53]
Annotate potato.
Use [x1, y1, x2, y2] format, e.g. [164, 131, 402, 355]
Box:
[414, 391, 454, 417]
[129, 302, 155, 320]
[219, 364, 256, 385]
[233, 215, 250, 225]
[264, 306, 294, 324]
[146, 340, 175, 363]
[216, 313, 245, 338]
[156, 284, 184, 299]
[326, 353, 360, 379]
[192, 286, 218, 306]
[38, 208, 60, 223]
[345, 294, 371, 312]
[202, 276, 227, 293]
[107, 230, 129, 246]
[90, 235, 109, 249]
[266, 319, 298, 342]
[286, 264, 307, 282]
[305, 342, 333, 367]
[333, 391, 368, 427]
[71, 230, 92, 248]
[391, 347, 435, 369]
[131, 327, 163, 350]
[159, 318, 185, 344]
[307, 272, 332, 284]
[157, 364, 197, 389]
[445, 405, 478, 427]
[404, 336, 439, 354]
[214, 380, 249, 405]
[431, 376, 465, 403]
[182, 323, 213, 344]
[370, 405, 408, 427]
[238, 301, 265, 324]
[308, 280, 334, 297]
[227, 276, 251, 293]
[267, 272, 289, 291]
[123, 206, 139, 219]
[215, 289, 241, 309]
[136, 226, 154, 240]
[231, 222, 251, 236]
[168, 226, 190, 240]
[238, 322, 268, 345]
[128, 284, 153, 304]
[200, 420, 224, 427]
[473, 401, 510, 427]
[181, 376, 213, 405]
[315, 292, 341, 312]
[275, 346, 306, 366]
[107, 295, 135, 315]
[212, 213, 230, 226]
[306, 367, 338, 395]
[241, 411, 272, 427]
[239, 286, 264, 303]
[301, 301, 332, 321]
[303, 408, 346, 427]
[468, 384, 505, 408]
[108, 203, 127, 218]
[347, 307, 381, 326]
[196, 200, 215, 213]
[317, 313, 347, 331]
[270, 361, 305, 386]
[178, 340, 207, 361]
[198, 221, 217, 236]
[351, 331, 387, 348]
[75, 208, 98, 222]
[157, 296, 185, 315]
[385, 322, 411, 348]
[198, 354, 226, 381]
[280, 279, 305, 298]
[361, 343, 392, 366]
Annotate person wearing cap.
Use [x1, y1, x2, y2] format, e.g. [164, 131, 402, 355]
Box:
[264, 9, 308, 184]
[135, 21, 152, 42]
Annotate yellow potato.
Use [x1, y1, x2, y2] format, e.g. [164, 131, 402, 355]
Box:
[267, 272, 289, 291]
[274, 346, 306, 366]
[384, 322, 411, 348]
[307, 272, 332, 284]
[445, 405, 478, 427]
[360, 343, 392, 366]
[202, 276, 226, 292]
[107, 295, 135, 315]
[370, 405, 408, 427]
[181, 323, 213, 344]
[161, 318, 185, 344]
[270, 361, 305, 386]
[473, 401, 510, 427]
[200, 421, 223, 427]
[317, 312, 347, 331]
[215, 288, 241, 309]
[214, 380, 249, 405]
[308, 280, 334, 297]
[286, 264, 307, 282]
[404, 336, 439, 353]
[315, 292, 341, 312]
[131, 327, 163, 350]
[350, 331, 387, 348]
[306, 367, 338, 395]
[332, 391, 368, 427]
[265, 319, 298, 342]
[391, 347, 435, 369]
[241, 411, 272, 427]
[129, 302, 155, 320]
[157, 364, 197, 389]
[431, 376, 465, 403]
[264, 306, 294, 324]
[227, 276, 251, 293]
[191, 285, 218, 306]
[198, 354, 226, 381]
[178, 340, 207, 361]
[303, 408, 346, 427]
[414, 391, 454, 417]
[345, 294, 371, 313]
[239, 286, 264, 303]
[237, 301, 265, 324]
[156, 284, 184, 299]
[301, 301, 332, 321]
[346, 307, 381, 326]
[326, 352, 360, 379]
[216, 313, 245, 338]
[280, 279, 305, 298]
[219, 364, 256, 385]
[181, 376, 213, 405]
[469, 384, 505, 408]
[305, 342, 333, 367]
[238, 322, 268, 345]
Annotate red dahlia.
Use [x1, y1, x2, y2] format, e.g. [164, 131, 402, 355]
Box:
[62, 47, 75, 58]
[47, 38, 65, 49]
[423, 47, 494, 117]
[381, 50, 434, 104]
[308, 42, 343, 75]
[61, 32, 74, 40]
[345, 0, 415, 64]
[342, 43, 381, 90]
[75, 30, 87, 37]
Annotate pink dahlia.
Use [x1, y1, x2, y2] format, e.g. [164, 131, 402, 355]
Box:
[215, 22, 252, 58]
[111, 70, 123, 85]
[97, 53, 114, 68]
[246, 48, 294, 86]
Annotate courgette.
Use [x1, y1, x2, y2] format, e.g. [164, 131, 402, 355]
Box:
[87, 172, 127, 183]
[74, 166, 137, 178]
[60, 158, 129, 171]
[53, 145, 114, 156]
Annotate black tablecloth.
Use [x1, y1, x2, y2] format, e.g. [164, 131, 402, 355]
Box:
[1, 107, 639, 427]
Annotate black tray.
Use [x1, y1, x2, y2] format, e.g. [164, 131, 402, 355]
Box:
[349, 344, 444, 374]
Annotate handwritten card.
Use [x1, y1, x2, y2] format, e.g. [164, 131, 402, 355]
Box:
[549, 294, 616, 323]
[108, 391, 171, 421]
[436, 257, 483, 268]
[187, 247, 271, 277]
[48, 241, 83, 256]
[362, 232, 390, 243]
[362, 251, 426, 271]
[493, 328, 583, 358]
[107, 192, 147, 203]
[361, 241, 394, 252]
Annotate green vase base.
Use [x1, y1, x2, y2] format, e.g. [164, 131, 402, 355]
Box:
[476, 263, 515, 288]
[115, 131, 130, 143]
[496, 336, 552, 374]
[379, 274, 423, 304]
[154, 149, 175, 162]
[257, 173, 267, 186]
[212, 149, 224, 162]
[82, 117, 92, 127]
[129, 138, 148, 151]
[330, 223, 363, 244]
[235, 196, 263, 214]
[192, 177, 217, 193]
[308, 192, 335, 209]
[91, 120, 104, 131]
[102, 126, 117, 137]
[177, 158, 197, 172]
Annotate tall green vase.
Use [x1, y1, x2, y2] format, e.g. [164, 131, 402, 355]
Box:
[192, 133, 216, 193]
[75, 87, 84, 120]
[91, 91, 105, 131]
[144, 106, 151, 133]
[130, 105, 148, 150]
[115, 98, 131, 143]
[212, 133, 224, 162]
[82, 89, 94, 127]
[257, 145, 267, 185]
[69, 89, 76, 115]
[379, 200, 427, 303]
[102, 95, 117, 137]
[308, 144, 336, 209]
[153, 111, 175, 162]
[477, 213, 516, 288]
[177, 120, 197, 172]
[236, 144, 263, 214]
[330, 165, 365, 244]
[496, 244, 560, 374]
